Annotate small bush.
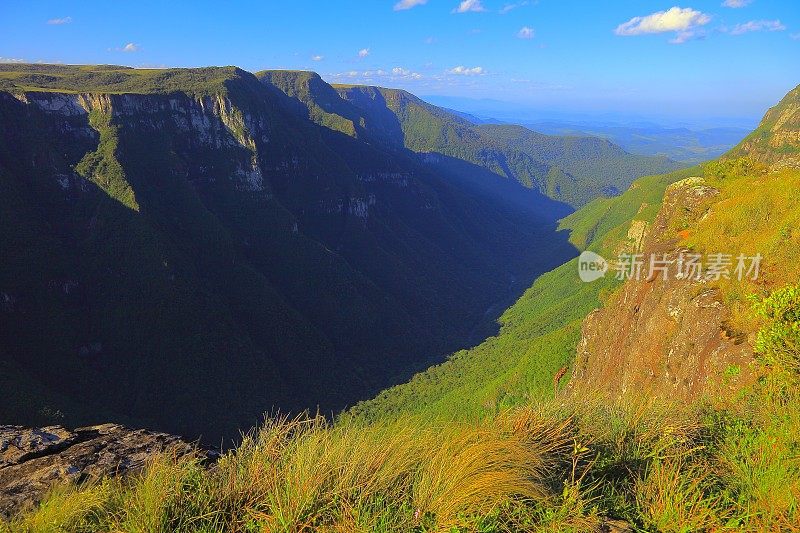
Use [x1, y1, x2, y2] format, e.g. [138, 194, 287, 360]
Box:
[753, 285, 800, 375]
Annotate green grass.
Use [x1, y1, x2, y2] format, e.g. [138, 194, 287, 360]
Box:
[2, 410, 591, 532]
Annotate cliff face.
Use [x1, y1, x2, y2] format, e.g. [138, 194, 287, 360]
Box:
[12, 90, 270, 195]
[569, 178, 756, 399]
[568, 85, 800, 401]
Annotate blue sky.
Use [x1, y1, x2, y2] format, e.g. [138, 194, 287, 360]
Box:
[1, 1, 797, 123]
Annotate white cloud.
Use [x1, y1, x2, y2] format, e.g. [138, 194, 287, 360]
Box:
[722, 0, 752, 7]
[0, 57, 25, 63]
[517, 26, 535, 39]
[392, 67, 423, 79]
[615, 7, 711, 41]
[792, 33, 800, 40]
[453, 0, 486, 13]
[122, 43, 140, 52]
[424, 36, 437, 44]
[500, 1, 529, 15]
[447, 65, 485, 75]
[730, 19, 786, 35]
[394, 0, 427, 11]
[331, 67, 422, 81]
[358, 48, 370, 58]
[311, 54, 324, 61]
[47, 16, 72, 25]
[390, 67, 422, 80]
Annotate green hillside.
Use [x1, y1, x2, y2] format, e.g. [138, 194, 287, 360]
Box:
[727, 83, 800, 165]
[339, 83, 684, 207]
[478, 124, 684, 206]
[347, 88, 800, 425]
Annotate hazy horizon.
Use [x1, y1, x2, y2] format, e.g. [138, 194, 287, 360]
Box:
[418, 93, 763, 129]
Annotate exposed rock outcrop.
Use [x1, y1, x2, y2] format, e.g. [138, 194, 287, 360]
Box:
[569, 177, 756, 399]
[0, 424, 212, 519]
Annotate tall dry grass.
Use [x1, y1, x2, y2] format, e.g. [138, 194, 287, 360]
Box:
[5, 369, 799, 532]
[4, 409, 582, 532]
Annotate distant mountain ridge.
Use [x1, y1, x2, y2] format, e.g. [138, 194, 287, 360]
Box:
[420, 94, 755, 164]
[523, 120, 751, 164]
[257, 70, 683, 208]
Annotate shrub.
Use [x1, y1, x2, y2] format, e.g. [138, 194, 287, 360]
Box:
[753, 285, 800, 375]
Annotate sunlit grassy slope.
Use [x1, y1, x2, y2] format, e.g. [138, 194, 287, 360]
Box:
[690, 161, 800, 331]
[347, 166, 700, 423]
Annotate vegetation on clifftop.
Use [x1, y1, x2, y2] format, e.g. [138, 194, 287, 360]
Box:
[0, 64, 246, 96]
